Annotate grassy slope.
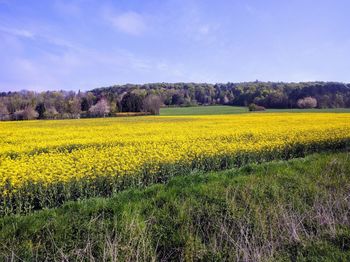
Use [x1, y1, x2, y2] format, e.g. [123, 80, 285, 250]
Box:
[265, 108, 350, 113]
[160, 105, 248, 115]
[1, 152, 350, 261]
[160, 105, 350, 116]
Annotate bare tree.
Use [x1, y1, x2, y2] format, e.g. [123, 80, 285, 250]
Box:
[143, 95, 162, 115]
[44, 106, 59, 119]
[89, 99, 110, 117]
[67, 98, 81, 118]
[13, 106, 38, 120]
[297, 97, 317, 109]
[23, 106, 39, 120]
[0, 102, 10, 121]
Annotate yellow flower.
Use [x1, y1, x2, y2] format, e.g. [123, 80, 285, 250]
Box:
[0, 113, 349, 192]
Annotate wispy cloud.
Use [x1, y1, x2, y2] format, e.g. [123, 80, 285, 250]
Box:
[184, 22, 220, 43]
[174, 2, 220, 43]
[104, 10, 147, 36]
[0, 22, 187, 91]
[0, 26, 35, 39]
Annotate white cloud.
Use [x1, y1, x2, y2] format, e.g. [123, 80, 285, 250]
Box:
[0, 30, 188, 91]
[106, 11, 147, 36]
[175, 4, 219, 43]
[0, 26, 35, 39]
[184, 23, 219, 43]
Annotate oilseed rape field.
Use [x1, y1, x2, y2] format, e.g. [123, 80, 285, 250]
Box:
[1, 113, 350, 215]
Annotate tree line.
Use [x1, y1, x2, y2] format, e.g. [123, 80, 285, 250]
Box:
[0, 90, 161, 121]
[0, 81, 349, 120]
[93, 81, 350, 108]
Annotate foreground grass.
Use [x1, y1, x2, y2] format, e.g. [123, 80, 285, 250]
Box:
[160, 105, 350, 116]
[1, 152, 350, 261]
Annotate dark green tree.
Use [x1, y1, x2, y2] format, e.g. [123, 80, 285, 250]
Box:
[35, 102, 46, 119]
[120, 92, 143, 112]
[81, 97, 90, 112]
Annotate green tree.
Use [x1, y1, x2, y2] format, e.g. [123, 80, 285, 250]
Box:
[121, 93, 143, 112]
[35, 103, 46, 119]
[80, 97, 90, 111]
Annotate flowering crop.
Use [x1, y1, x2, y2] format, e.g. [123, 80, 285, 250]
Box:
[1, 113, 350, 214]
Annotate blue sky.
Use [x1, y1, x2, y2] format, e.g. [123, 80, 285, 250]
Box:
[0, 0, 349, 92]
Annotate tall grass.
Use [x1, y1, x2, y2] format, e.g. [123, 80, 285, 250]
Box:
[1, 152, 350, 261]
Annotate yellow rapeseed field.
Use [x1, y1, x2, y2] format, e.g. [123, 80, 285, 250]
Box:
[1, 113, 350, 214]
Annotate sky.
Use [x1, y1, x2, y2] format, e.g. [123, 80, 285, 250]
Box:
[0, 0, 350, 92]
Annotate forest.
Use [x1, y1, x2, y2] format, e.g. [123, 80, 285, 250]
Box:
[0, 81, 350, 120]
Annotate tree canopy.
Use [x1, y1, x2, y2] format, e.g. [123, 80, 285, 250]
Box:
[0, 81, 349, 120]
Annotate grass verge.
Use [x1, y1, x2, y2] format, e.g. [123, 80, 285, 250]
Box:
[1, 151, 350, 261]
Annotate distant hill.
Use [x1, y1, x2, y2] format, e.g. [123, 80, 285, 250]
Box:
[91, 81, 350, 108]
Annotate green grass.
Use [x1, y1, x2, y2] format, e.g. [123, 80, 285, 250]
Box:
[1, 151, 350, 261]
[265, 108, 350, 113]
[160, 105, 350, 116]
[160, 105, 249, 115]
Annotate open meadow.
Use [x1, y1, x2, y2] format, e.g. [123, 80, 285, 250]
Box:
[159, 105, 249, 115]
[160, 105, 350, 116]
